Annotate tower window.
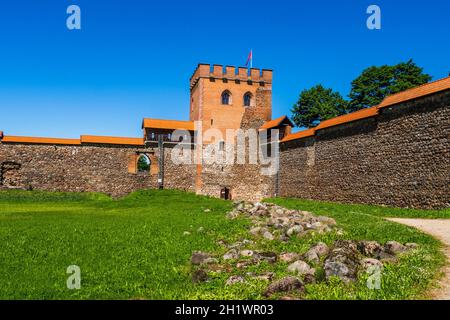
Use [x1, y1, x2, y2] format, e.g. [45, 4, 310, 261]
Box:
[244, 92, 253, 107]
[221, 90, 232, 105]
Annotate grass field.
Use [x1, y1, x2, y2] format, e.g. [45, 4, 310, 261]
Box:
[0, 190, 448, 299]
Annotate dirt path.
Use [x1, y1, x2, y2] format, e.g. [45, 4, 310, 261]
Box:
[387, 218, 450, 300]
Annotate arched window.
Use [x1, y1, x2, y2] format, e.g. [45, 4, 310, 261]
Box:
[221, 90, 232, 105]
[137, 154, 151, 172]
[243, 92, 253, 107]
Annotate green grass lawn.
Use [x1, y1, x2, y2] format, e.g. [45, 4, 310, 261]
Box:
[0, 190, 447, 300]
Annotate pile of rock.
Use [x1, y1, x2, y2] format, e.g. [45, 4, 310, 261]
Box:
[189, 202, 419, 299]
[229, 201, 340, 241]
[190, 238, 419, 298]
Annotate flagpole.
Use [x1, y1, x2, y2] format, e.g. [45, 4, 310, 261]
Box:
[250, 49, 253, 69]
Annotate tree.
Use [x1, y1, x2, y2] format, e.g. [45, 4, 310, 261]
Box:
[137, 155, 150, 172]
[348, 59, 431, 111]
[291, 85, 348, 128]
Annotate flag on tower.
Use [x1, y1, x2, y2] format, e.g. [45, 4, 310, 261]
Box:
[245, 50, 253, 68]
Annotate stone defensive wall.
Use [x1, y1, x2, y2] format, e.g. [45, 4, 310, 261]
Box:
[1, 75, 448, 209]
[279, 81, 450, 209]
[0, 135, 196, 197]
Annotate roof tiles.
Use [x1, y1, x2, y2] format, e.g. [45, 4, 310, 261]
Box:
[281, 76, 450, 143]
[142, 118, 195, 131]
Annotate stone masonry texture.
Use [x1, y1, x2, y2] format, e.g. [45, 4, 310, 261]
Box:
[0, 143, 195, 197]
[279, 91, 450, 209]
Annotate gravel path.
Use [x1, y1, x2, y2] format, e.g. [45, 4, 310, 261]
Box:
[387, 218, 450, 300]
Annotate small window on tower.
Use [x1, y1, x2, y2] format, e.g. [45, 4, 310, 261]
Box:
[244, 92, 253, 107]
[221, 90, 231, 105]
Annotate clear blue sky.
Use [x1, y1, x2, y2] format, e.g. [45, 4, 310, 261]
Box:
[0, 0, 449, 138]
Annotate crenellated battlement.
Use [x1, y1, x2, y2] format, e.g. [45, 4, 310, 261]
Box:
[190, 63, 273, 89]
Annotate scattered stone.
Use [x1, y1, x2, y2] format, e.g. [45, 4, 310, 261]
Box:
[197, 227, 204, 233]
[256, 252, 278, 264]
[303, 273, 316, 285]
[376, 251, 398, 263]
[286, 225, 304, 237]
[228, 202, 337, 241]
[223, 249, 239, 260]
[228, 241, 243, 249]
[280, 296, 301, 300]
[360, 258, 383, 271]
[310, 222, 324, 230]
[217, 239, 227, 246]
[204, 209, 211, 213]
[303, 249, 320, 264]
[240, 250, 254, 257]
[324, 240, 360, 283]
[252, 272, 275, 282]
[264, 276, 304, 297]
[311, 242, 330, 257]
[280, 252, 300, 263]
[236, 260, 258, 269]
[357, 241, 383, 257]
[287, 260, 315, 275]
[304, 242, 329, 264]
[317, 216, 337, 226]
[207, 264, 230, 273]
[192, 269, 208, 283]
[226, 275, 245, 286]
[405, 242, 419, 250]
[250, 227, 265, 236]
[183, 231, 191, 236]
[263, 231, 275, 240]
[384, 241, 407, 255]
[191, 251, 212, 265]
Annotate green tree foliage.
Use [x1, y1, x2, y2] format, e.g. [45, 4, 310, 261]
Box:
[137, 155, 150, 172]
[291, 85, 348, 128]
[348, 59, 431, 111]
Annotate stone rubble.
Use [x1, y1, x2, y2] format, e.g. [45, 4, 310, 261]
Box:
[189, 201, 420, 299]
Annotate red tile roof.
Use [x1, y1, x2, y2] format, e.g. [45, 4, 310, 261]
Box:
[281, 76, 450, 143]
[315, 106, 379, 131]
[1, 136, 81, 145]
[260, 115, 294, 130]
[142, 118, 195, 131]
[377, 76, 450, 109]
[80, 135, 144, 146]
[281, 128, 315, 142]
[1, 135, 144, 146]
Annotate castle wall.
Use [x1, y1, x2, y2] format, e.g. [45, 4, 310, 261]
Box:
[279, 91, 450, 209]
[0, 143, 196, 197]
